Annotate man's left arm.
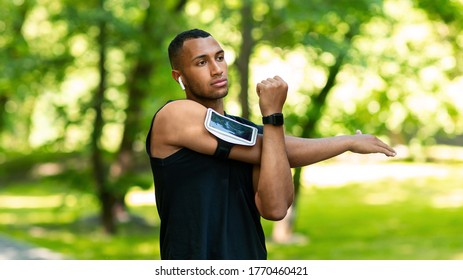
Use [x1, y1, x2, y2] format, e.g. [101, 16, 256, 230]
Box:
[285, 132, 397, 168]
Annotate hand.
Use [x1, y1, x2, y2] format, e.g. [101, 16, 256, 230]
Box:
[256, 76, 288, 116]
[350, 130, 397, 157]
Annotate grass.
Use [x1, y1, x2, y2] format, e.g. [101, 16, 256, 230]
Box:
[0, 179, 160, 260]
[265, 162, 463, 260]
[1, 161, 462, 260]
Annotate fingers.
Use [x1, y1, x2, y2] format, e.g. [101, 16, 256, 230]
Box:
[374, 136, 397, 157]
[256, 76, 286, 93]
[257, 76, 285, 87]
[256, 76, 288, 116]
[260, 75, 283, 83]
[377, 142, 397, 157]
[383, 145, 397, 157]
[353, 132, 397, 157]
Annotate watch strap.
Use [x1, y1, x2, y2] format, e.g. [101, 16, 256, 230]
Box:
[262, 113, 284, 126]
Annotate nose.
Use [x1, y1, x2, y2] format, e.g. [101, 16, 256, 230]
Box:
[210, 61, 223, 77]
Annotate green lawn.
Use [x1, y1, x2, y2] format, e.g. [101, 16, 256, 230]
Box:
[1, 162, 462, 260]
[266, 162, 463, 260]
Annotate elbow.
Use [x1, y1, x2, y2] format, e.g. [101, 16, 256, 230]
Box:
[256, 181, 294, 221]
[263, 212, 286, 221]
[260, 204, 291, 221]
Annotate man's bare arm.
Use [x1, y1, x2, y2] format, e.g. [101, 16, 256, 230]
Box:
[251, 76, 293, 221]
[285, 133, 397, 168]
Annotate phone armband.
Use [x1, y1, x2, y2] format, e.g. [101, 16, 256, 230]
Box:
[204, 108, 257, 147]
[213, 138, 234, 159]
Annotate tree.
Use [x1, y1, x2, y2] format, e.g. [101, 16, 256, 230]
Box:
[0, 0, 189, 234]
[108, 0, 188, 223]
[0, 0, 73, 152]
[235, 0, 254, 120]
[78, 0, 189, 233]
[0, 1, 31, 139]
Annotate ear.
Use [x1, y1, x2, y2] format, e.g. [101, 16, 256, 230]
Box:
[172, 70, 185, 91]
[173, 70, 184, 82]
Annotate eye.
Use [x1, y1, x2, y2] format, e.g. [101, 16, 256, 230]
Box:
[197, 60, 207, 66]
[217, 55, 225, 62]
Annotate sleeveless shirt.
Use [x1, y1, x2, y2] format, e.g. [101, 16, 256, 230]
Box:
[145, 101, 266, 260]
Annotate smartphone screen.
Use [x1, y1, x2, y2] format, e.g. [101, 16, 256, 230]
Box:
[205, 108, 257, 146]
[210, 111, 254, 141]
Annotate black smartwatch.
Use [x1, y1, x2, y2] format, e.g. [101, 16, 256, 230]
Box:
[262, 113, 284, 126]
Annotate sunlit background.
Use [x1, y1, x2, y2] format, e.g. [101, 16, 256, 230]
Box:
[1, 0, 462, 260]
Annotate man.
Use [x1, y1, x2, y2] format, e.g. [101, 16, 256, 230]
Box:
[146, 29, 396, 260]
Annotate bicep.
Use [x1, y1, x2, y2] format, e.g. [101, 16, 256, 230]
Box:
[152, 100, 262, 164]
[151, 101, 217, 157]
[153, 101, 262, 163]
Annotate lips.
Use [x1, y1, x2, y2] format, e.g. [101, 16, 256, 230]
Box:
[211, 78, 228, 88]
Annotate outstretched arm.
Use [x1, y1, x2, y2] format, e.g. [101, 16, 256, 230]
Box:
[285, 131, 396, 168]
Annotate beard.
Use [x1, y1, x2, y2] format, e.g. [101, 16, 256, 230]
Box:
[187, 83, 229, 102]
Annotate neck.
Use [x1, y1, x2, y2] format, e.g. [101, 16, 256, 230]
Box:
[186, 96, 225, 114]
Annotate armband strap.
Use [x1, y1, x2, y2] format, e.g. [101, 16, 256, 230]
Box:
[213, 138, 234, 159]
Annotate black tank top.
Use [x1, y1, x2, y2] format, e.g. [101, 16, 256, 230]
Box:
[146, 102, 266, 259]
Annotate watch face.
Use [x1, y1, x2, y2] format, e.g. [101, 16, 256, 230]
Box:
[274, 114, 284, 125]
[263, 113, 284, 126]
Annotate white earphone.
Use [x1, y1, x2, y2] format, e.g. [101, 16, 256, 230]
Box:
[178, 77, 185, 91]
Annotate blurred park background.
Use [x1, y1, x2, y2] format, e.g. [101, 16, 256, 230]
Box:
[1, 0, 463, 259]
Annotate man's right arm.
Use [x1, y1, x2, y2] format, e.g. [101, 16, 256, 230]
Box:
[149, 100, 220, 159]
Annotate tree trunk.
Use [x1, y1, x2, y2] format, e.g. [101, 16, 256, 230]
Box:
[0, 95, 8, 133]
[90, 0, 116, 235]
[109, 2, 156, 222]
[109, 0, 182, 222]
[236, 0, 254, 119]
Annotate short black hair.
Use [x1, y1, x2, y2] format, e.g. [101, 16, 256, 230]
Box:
[168, 29, 212, 69]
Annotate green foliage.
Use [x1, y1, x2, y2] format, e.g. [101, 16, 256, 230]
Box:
[2, 0, 462, 151]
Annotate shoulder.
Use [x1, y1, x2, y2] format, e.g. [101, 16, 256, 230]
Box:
[153, 99, 209, 138]
[150, 100, 218, 158]
[157, 99, 207, 120]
